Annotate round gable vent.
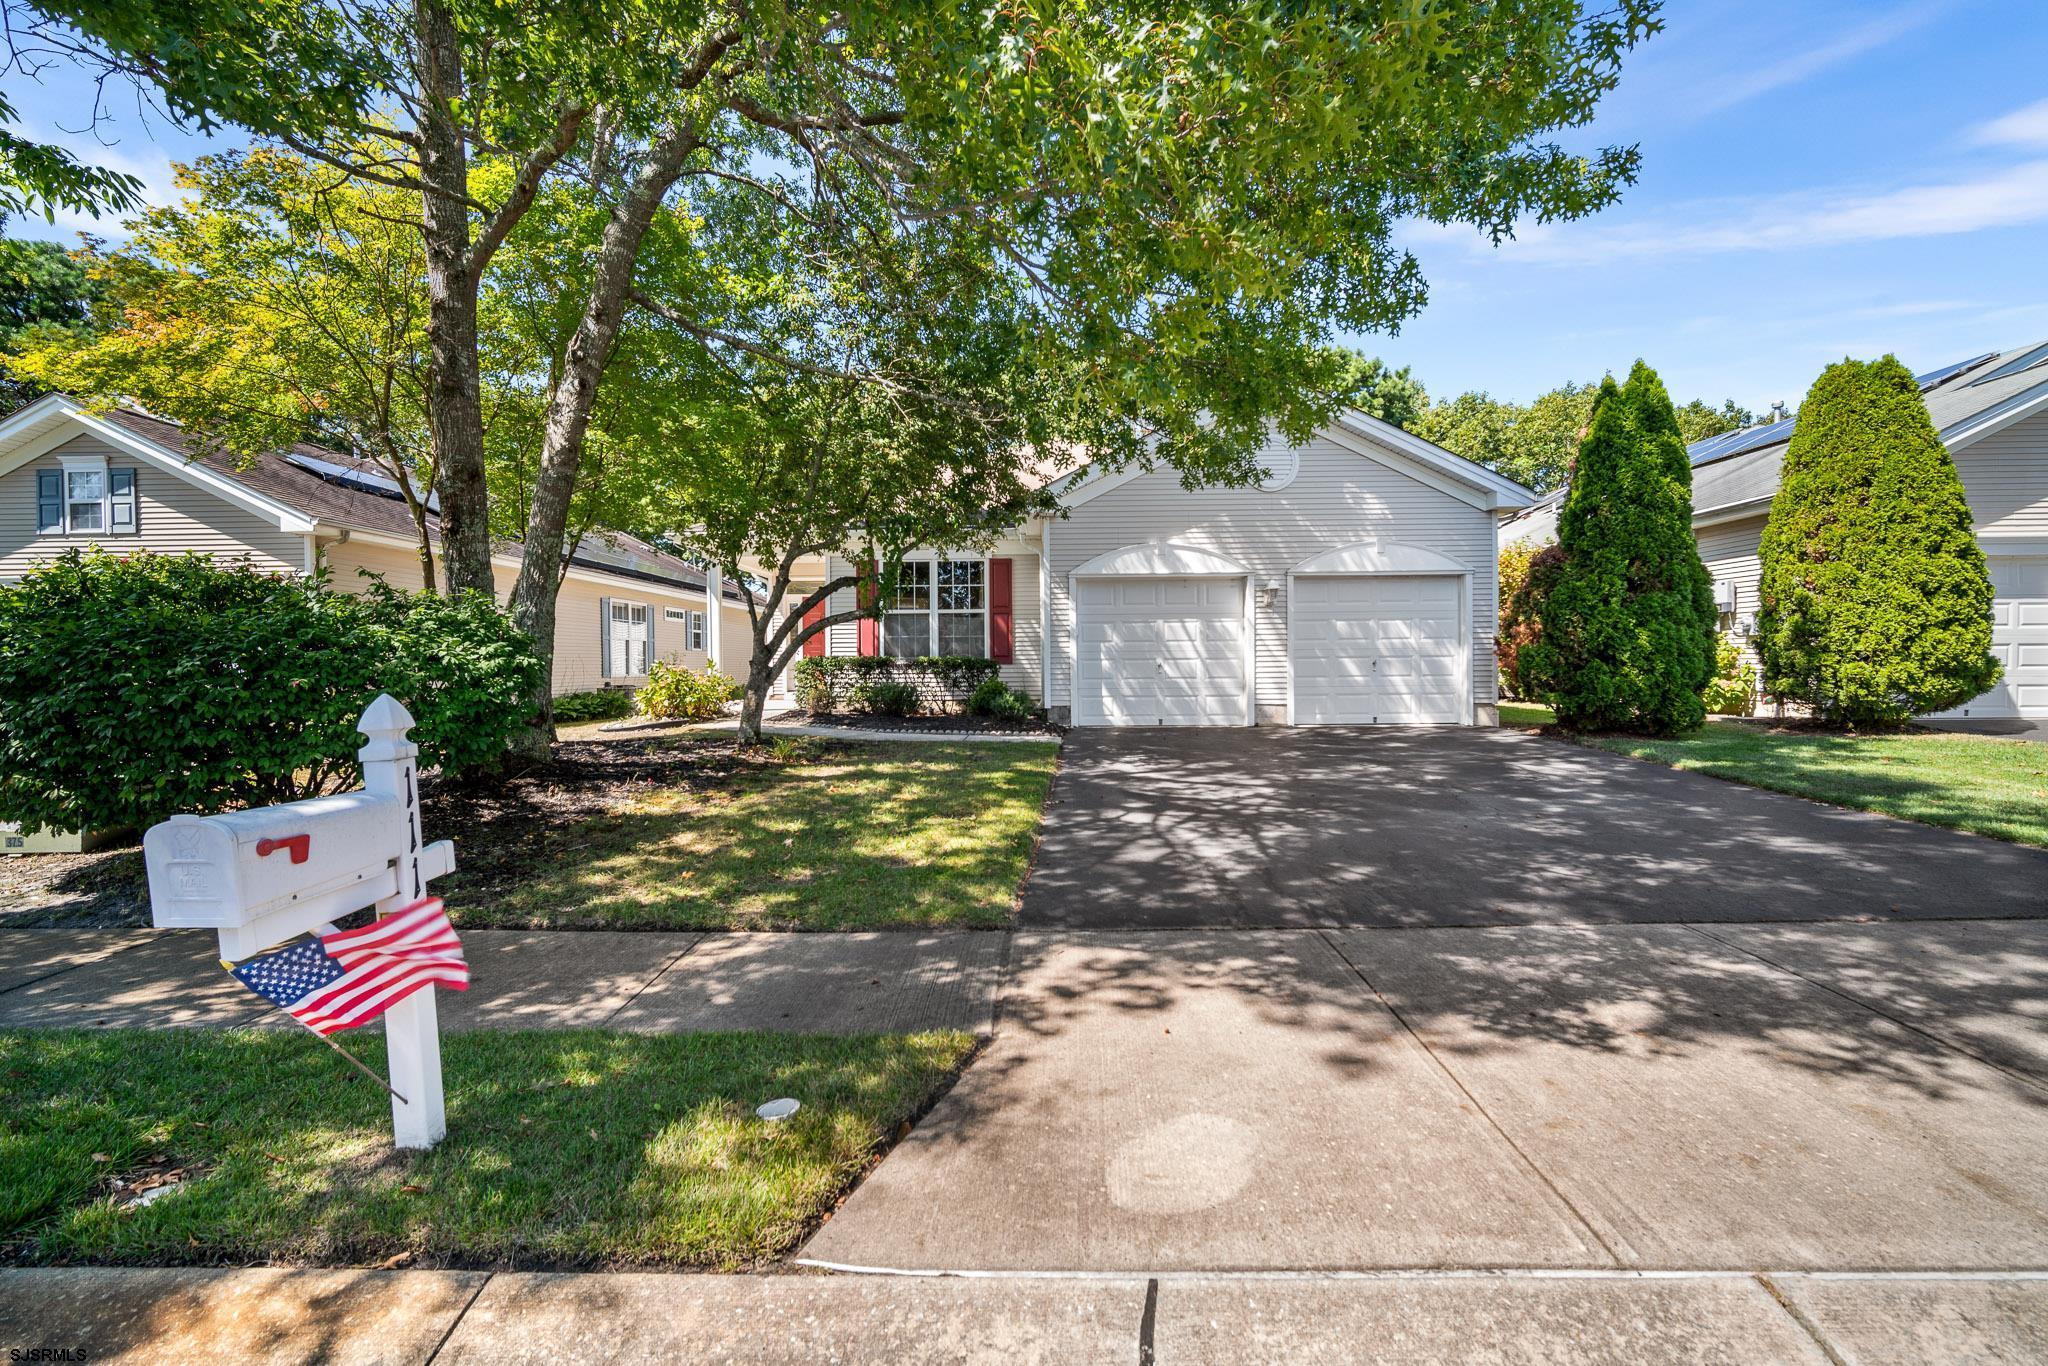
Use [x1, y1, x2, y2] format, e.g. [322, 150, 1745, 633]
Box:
[1257, 448, 1300, 491]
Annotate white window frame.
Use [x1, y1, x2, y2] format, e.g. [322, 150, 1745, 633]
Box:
[608, 599, 651, 677]
[881, 552, 989, 660]
[41, 456, 137, 537]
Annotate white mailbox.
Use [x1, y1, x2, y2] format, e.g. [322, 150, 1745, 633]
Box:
[141, 694, 457, 1148]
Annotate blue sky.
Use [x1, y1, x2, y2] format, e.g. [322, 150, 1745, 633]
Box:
[5, 0, 2046, 411]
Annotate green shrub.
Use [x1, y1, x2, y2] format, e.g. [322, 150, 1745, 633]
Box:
[638, 660, 737, 721]
[552, 688, 636, 722]
[1703, 638, 1758, 717]
[789, 655, 998, 713]
[966, 677, 1036, 723]
[1756, 355, 1999, 726]
[860, 680, 920, 717]
[1525, 363, 1718, 734]
[1497, 540, 1564, 701]
[0, 551, 542, 833]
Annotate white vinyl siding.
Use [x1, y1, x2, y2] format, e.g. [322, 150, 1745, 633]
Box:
[1953, 409, 2048, 538]
[1048, 430, 1498, 721]
[1, 435, 302, 577]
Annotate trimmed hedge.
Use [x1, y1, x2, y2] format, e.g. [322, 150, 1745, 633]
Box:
[1756, 355, 1999, 725]
[552, 688, 636, 723]
[0, 551, 542, 833]
[791, 655, 1001, 714]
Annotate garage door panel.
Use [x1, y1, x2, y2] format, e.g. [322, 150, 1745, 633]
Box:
[1074, 574, 1247, 727]
[1292, 574, 1466, 725]
[1931, 556, 2048, 719]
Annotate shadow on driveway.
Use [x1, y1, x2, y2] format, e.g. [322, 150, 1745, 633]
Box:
[1020, 727, 2048, 928]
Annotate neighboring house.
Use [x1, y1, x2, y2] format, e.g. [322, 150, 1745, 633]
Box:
[786, 412, 1535, 726]
[0, 393, 754, 695]
[1503, 340, 2048, 720]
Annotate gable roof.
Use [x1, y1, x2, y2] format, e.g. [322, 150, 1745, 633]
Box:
[1045, 409, 1537, 513]
[0, 395, 748, 603]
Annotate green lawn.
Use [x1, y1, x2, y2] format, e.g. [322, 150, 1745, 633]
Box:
[0, 1028, 972, 1270]
[1498, 701, 1556, 728]
[453, 740, 1058, 931]
[1580, 725, 2048, 847]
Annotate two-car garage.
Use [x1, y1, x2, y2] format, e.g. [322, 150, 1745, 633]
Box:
[1067, 537, 1479, 728]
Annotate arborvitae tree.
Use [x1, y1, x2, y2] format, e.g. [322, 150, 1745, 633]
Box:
[1625, 359, 1721, 727]
[1756, 356, 1999, 725]
[1525, 362, 1717, 733]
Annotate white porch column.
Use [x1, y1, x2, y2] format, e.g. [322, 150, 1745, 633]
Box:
[705, 564, 724, 671]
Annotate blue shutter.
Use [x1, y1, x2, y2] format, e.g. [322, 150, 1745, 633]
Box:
[644, 603, 657, 670]
[599, 597, 613, 679]
[35, 470, 61, 532]
[108, 469, 137, 533]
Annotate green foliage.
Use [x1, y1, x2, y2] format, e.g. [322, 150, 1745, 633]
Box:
[1703, 638, 1758, 717]
[1322, 350, 1427, 429]
[0, 235, 107, 411]
[859, 681, 920, 718]
[638, 660, 737, 721]
[1755, 356, 1999, 726]
[0, 552, 540, 832]
[1675, 397, 1756, 445]
[1497, 540, 1565, 701]
[789, 656, 999, 714]
[551, 688, 636, 723]
[1524, 363, 1718, 734]
[1417, 385, 1758, 495]
[966, 677, 1035, 723]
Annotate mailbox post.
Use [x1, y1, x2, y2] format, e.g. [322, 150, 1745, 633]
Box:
[356, 694, 445, 1149]
[143, 694, 457, 1150]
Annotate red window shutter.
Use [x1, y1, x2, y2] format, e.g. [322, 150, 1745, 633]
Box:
[801, 600, 826, 658]
[988, 557, 1014, 663]
[856, 559, 880, 656]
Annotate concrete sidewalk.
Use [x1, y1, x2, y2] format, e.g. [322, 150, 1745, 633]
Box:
[0, 927, 1005, 1036]
[806, 921, 2048, 1274]
[3, 1266, 2044, 1364]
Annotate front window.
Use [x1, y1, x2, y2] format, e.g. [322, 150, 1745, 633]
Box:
[882, 562, 933, 657]
[882, 557, 985, 659]
[608, 600, 649, 676]
[66, 469, 105, 532]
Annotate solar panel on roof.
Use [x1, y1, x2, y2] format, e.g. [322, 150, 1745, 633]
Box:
[1916, 352, 1997, 390]
[1966, 342, 2048, 387]
[1688, 418, 1794, 466]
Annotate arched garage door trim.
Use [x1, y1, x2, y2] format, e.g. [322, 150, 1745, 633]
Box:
[1287, 541, 1472, 726]
[1069, 541, 1254, 726]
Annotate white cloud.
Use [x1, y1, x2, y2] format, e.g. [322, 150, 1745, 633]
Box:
[1970, 97, 2048, 149]
[2, 122, 182, 239]
[1685, 3, 1951, 117]
[1414, 159, 2048, 266]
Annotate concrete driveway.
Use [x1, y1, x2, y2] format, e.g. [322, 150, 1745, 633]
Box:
[1020, 726, 2048, 928]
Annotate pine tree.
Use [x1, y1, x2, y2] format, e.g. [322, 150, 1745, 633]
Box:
[1525, 362, 1717, 734]
[1756, 356, 1999, 725]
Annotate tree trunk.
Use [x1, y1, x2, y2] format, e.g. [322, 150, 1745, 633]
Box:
[412, 0, 495, 599]
[504, 125, 704, 756]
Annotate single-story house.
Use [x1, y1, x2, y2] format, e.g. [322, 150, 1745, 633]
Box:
[784, 412, 1536, 726]
[1503, 339, 2048, 720]
[0, 393, 754, 695]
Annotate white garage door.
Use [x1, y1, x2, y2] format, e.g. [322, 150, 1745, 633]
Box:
[1940, 557, 2048, 719]
[1292, 574, 1466, 725]
[1074, 576, 1247, 726]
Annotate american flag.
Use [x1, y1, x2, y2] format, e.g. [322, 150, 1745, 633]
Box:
[230, 898, 469, 1036]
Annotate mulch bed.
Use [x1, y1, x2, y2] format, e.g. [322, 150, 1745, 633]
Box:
[796, 712, 1064, 738]
[0, 734, 780, 931]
